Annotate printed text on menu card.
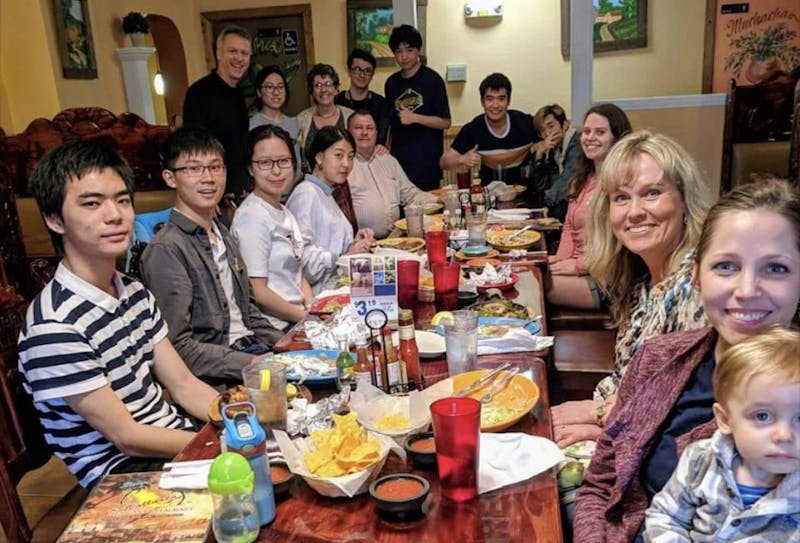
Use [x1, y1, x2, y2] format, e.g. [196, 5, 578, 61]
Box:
[348, 255, 398, 325]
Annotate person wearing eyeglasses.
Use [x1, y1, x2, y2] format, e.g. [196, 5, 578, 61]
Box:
[141, 129, 282, 389]
[232, 125, 334, 330]
[335, 49, 391, 146]
[249, 65, 303, 186]
[297, 63, 354, 172]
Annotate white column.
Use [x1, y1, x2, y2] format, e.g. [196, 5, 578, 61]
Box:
[570, 0, 593, 125]
[116, 47, 156, 124]
[392, 0, 417, 27]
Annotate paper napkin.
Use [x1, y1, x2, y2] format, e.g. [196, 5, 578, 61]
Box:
[478, 433, 565, 494]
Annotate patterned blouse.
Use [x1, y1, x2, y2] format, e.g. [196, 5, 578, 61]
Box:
[594, 250, 707, 401]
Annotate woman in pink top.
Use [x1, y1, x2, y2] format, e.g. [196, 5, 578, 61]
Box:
[546, 103, 631, 309]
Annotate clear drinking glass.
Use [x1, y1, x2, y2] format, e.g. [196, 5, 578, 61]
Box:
[241, 358, 288, 433]
[443, 310, 478, 375]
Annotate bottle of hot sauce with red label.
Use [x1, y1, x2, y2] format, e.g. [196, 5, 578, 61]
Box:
[381, 326, 400, 393]
[398, 309, 422, 391]
[353, 337, 375, 388]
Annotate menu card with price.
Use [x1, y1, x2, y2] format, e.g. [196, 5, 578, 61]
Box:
[348, 254, 398, 326]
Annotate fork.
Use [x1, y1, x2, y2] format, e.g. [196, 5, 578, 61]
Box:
[480, 367, 520, 404]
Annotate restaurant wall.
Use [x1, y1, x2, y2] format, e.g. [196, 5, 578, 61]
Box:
[626, 106, 725, 195]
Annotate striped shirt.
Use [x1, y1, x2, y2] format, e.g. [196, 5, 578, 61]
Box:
[17, 263, 192, 487]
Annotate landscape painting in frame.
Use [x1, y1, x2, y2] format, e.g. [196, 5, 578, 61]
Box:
[347, 1, 396, 66]
[53, 0, 97, 79]
[561, 0, 647, 57]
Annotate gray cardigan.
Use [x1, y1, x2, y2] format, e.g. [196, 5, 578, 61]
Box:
[141, 210, 282, 386]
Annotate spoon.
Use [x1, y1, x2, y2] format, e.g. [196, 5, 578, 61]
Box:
[507, 224, 533, 241]
[480, 367, 520, 404]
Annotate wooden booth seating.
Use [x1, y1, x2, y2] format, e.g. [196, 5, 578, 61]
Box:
[720, 72, 798, 193]
[549, 329, 616, 403]
[0, 108, 174, 299]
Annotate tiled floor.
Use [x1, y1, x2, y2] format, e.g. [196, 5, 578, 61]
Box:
[0, 457, 77, 543]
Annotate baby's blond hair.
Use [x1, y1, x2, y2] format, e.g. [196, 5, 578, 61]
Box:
[713, 326, 800, 407]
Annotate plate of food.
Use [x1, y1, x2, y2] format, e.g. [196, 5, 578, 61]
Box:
[375, 237, 426, 253]
[468, 298, 530, 319]
[475, 272, 519, 293]
[272, 349, 339, 384]
[451, 369, 539, 432]
[309, 293, 350, 314]
[422, 202, 444, 215]
[394, 216, 444, 232]
[487, 229, 542, 252]
[455, 248, 500, 260]
[466, 257, 502, 270]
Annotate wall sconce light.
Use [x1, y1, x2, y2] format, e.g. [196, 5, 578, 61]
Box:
[153, 72, 165, 96]
[464, 1, 503, 19]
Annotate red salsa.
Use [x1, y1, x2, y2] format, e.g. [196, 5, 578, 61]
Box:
[375, 478, 425, 500]
[270, 464, 292, 483]
[409, 437, 436, 453]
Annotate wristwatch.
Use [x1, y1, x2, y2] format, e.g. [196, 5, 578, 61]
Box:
[595, 402, 608, 426]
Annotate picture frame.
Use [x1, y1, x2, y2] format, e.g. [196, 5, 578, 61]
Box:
[346, 0, 427, 67]
[561, 0, 647, 58]
[53, 0, 97, 79]
[702, 0, 800, 93]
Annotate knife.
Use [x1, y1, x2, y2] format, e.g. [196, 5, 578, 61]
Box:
[454, 362, 511, 397]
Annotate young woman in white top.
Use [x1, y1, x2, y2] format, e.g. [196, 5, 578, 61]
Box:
[232, 125, 331, 330]
[286, 126, 374, 287]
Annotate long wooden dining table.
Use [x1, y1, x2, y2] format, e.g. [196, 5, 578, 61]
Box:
[174, 241, 563, 542]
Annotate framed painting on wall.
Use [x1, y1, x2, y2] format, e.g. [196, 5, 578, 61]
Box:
[346, 0, 427, 67]
[561, 0, 647, 58]
[53, 0, 97, 79]
[702, 0, 800, 93]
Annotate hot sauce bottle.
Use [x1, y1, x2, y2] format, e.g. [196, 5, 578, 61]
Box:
[353, 337, 375, 388]
[398, 309, 423, 391]
[382, 326, 402, 394]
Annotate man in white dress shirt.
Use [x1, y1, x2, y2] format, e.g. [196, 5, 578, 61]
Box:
[347, 110, 439, 239]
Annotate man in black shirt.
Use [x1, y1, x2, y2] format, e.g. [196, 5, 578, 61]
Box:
[335, 49, 390, 145]
[182, 25, 251, 204]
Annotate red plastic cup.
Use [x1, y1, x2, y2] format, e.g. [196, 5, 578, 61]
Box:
[456, 169, 471, 190]
[430, 397, 481, 502]
[432, 262, 460, 311]
[426, 230, 448, 266]
[397, 259, 420, 312]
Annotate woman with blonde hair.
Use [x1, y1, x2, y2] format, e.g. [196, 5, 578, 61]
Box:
[552, 130, 713, 448]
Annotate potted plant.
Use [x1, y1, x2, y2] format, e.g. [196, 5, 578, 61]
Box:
[724, 23, 800, 85]
[122, 12, 150, 47]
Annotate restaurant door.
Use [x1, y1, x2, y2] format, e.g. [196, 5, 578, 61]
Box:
[200, 5, 315, 116]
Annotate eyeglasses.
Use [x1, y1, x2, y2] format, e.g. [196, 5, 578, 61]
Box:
[170, 163, 226, 177]
[350, 66, 374, 76]
[313, 81, 336, 90]
[251, 157, 293, 171]
[261, 84, 285, 93]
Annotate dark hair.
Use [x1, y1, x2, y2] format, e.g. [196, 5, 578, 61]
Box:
[389, 24, 423, 51]
[246, 124, 298, 176]
[162, 128, 225, 169]
[254, 65, 290, 110]
[347, 109, 377, 130]
[570, 103, 631, 200]
[29, 140, 135, 252]
[309, 126, 355, 170]
[216, 25, 251, 51]
[533, 104, 568, 133]
[347, 48, 377, 70]
[307, 63, 340, 95]
[479, 73, 512, 100]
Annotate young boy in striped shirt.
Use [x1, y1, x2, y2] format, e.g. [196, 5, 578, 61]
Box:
[17, 140, 219, 487]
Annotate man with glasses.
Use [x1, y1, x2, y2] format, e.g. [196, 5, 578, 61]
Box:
[141, 129, 282, 389]
[335, 49, 390, 145]
[183, 25, 252, 206]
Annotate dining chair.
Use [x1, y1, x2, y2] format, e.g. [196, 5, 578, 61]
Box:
[0, 334, 86, 542]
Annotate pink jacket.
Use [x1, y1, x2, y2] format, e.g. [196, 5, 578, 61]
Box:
[573, 327, 719, 543]
[552, 174, 597, 275]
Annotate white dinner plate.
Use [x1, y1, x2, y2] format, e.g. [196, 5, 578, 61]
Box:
[391, 329, 446, 358]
